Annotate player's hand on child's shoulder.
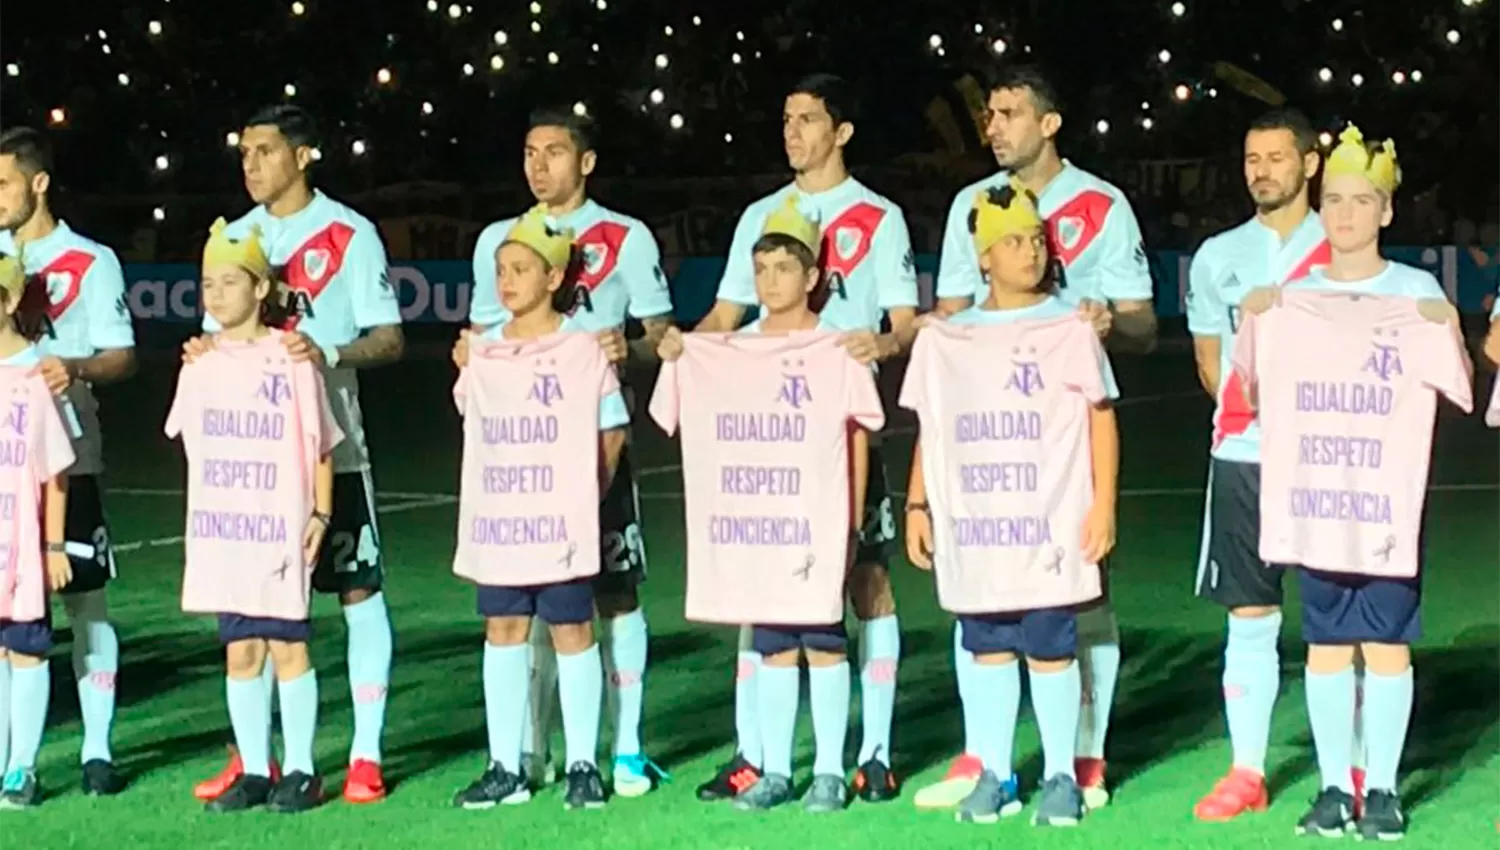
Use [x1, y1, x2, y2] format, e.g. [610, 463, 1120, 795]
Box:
[181, 334, 216, 364]
[1242, 286, 1281, 316]
[1416, 298, 1458, 326]
[905, 504, 934, 571]
[596, 327, 628, 364]
[839, 330, 881, 365]
[452, 329, 472, 369]
[657, 326, 685, 361]
[281, 331, 323, 365]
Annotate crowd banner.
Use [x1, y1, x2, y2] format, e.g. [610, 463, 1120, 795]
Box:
[122, 246, 1497, 326]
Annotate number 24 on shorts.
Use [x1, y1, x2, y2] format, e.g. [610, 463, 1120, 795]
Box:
[332, 524, 380, 573]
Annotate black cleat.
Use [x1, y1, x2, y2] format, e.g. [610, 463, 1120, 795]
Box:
[1355, 789, 1407, 841]
[696, 754, 762, 802]
[81, 759, 127, 796]
[266, 771, 323, 814]
[0, 769, 42, 810]
[204, 773, 273, 813]
[1296, 787, 1356, 838]
[852, 758, 899, 803]
[453, 762, 531, 809]
[563, 762, 607, 810]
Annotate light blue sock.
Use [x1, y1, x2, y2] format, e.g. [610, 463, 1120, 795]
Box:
[969, 660, 1022, 777]
[1029, 661, 1081, 779]
[342, 592, 392, 764]
[8, 662, 49, 772]
[557, 643, 603, 767]
[484, 643, 530, 770]
[278, 670, 319, 776]
[1224, 612, 1282, 774]
[1362, 667, 1413, 792]
[604, 609, 648, 758]
[953, 621, 981, 755]
[1075, 606, 1120, 760]
[226, 675, 273, 776]
[857, 615, 900, 765]
[758, 664, 799, 777]
[65, 591, 119, 764]
[809, 661, 850, 777]
[735, 631, 764, 767]
[260, 656, 277, 758]
[1305, 666, 1356, 792]
[0, 660, 12, 772]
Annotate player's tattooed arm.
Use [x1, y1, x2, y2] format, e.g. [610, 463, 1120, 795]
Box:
[1106, 300, 1158, 354]
[337, 324, 405, 368]
[629, 314, 674, 364]
[934, 296, 974, 318]
[1191, 335, 1222, 396]
[65, 347, 137, 385]
[880, 307, 919, 360]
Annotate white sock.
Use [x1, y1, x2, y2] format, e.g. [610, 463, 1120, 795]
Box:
[602, 609, 648, 758]
[278, 670, 319, 776]
[857, 615, 900, 765]
[953, 621, 981, 756]
[557, 644, 603, 768]
[0, 659, 12, 772]
[734, 624, 763, 767]
[523, 617, 557, 761]
[809, 661, 851, 777]
[342, 593, 392, 764]
[226, 675, 272, 777]
[483, 643, 530, 770]
[64, 591, 119, 764]
[8, 662, 50, 772]
[1352, 666, 1366, 771]
[1075, 605, 1121, 760]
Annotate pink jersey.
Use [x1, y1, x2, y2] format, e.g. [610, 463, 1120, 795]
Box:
[649, 332, 884, 626]
[1232, 290, 1472, 578]
[1487, 377, 1499, 428]
[453, 332, 622, 587]
[899, 317, 1110, 613]
[165, 333, 344, 619]
[0, 367, 77, 623]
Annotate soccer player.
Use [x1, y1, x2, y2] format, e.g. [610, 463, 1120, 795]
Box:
[1185, 108, 1378, 821]
[466, 108, 673, 798]
[0, 126, 134, 796]
[452, 205, 618, 810]
[187, 105, 404, 804]
[688, 72, 916, 805]
[171, 219, 340, 814]
[905, 181, 1118, 828]
[920, 65, 1153, 811]
[0, 251, 77, 809]
[1240, 123, 1469, 841]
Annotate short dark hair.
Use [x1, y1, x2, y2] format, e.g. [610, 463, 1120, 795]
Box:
[987, 65, 1063, 117]
[243, 104, 320, 150]
[789, 73, 857, 127]
[528, 108, 596, 153]
[0, 127, 54, 179]
[752, 232, 818, 271]
[1248, 107, 1318, 156]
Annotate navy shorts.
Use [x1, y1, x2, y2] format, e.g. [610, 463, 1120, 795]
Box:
[217, 614, 312, 645]
[478, 578, 594, 625]
[1298, 568, 1421, 645]
[751, 623, 849, 656]
[0, 618, 53, 656]
[960, 609, 1078, 660]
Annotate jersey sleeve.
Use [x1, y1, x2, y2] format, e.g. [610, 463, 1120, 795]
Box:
[469, 222, 509, 328]
[163, 363, 196, 439]
[647, 360, 682, 435]
[34, 382, 76, 480]
[346, 223, 402, 330]
[843, 349, 886, 432]
[1413, 318, 1474, 413]
[1185, 241, 1226, 337]
[1092, 197, 1155, 303]
[619, 219, 675, 320]
[713, 206, 766, 307]
[935, 187, 981, 300]
[873, 206, 920, 310]
[896, 330, 931, 414]
[81, 247, 136, 350]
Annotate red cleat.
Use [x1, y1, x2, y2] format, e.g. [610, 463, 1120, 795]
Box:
[1194, 767, 1269, 822]
[1351, 767, 1366, 820]
[342, 759, 387, 803]
[1075, 757, 1111, 809]
[193, 750, 281, 801]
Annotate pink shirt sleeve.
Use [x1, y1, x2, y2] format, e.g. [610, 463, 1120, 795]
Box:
[33, 380, 76, 481]
[844, 354, 886, 432]
[1230, 310, 1264, 394]
[1411, 319, 1474, 413]
[896, 331, 930, 414]
[1062, 327, 1112, 405]
[648, 360, 681, 435]
[296, 362, 344, 455]
[163, 363, 196, 440]
[453, 366, 471, 415]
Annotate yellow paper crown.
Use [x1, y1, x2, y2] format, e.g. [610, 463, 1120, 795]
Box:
[0, 251, 25, 303]
[202, 217, 271, 278]
[971, 178, 1044, 255]
[761, 193, 821, 256]
[1325, 123, 1401, 195]
[504, 204, 575, 270]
